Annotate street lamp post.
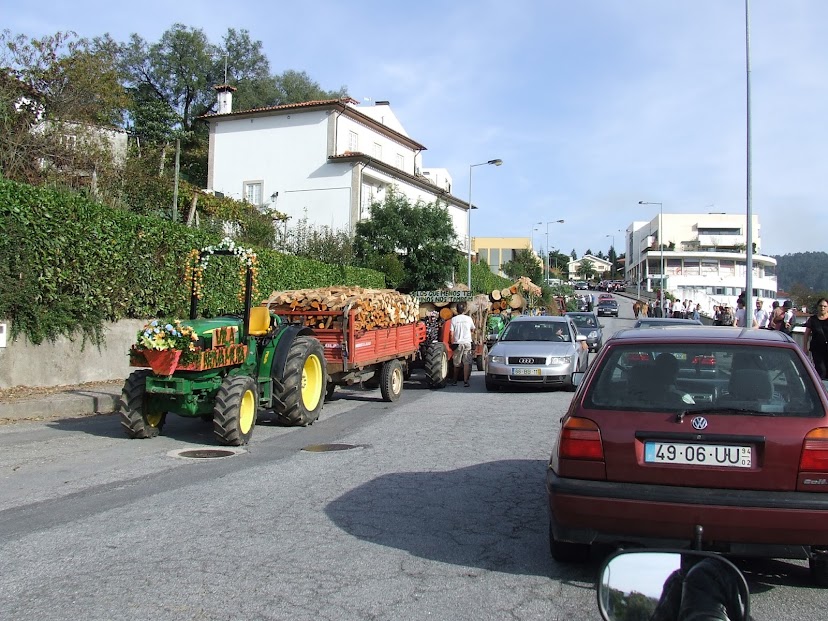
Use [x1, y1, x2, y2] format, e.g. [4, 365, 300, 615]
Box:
[545, 220, 564, 284]
[639, 201, 664, 300]
[467, 159, 503, 289]
[605, 233, 615, 278]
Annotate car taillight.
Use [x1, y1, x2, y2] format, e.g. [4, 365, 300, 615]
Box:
[691, 355, 716, 367]
[559, 417, 604, 461]
[799, 428, 828, 472]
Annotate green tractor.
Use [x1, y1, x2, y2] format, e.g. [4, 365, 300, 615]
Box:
[118, 242, 327, 446]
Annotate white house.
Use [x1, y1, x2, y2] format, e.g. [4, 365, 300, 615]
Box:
[623, 212, 777, 313]
[201, 88, 472, 251]
[568, 254, 612, 278]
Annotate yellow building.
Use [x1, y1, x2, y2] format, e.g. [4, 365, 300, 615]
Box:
[473, 237, 541, 277]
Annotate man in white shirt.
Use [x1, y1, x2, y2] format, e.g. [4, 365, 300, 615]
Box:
[782, 300, 795, 334]
[449, 302, 476, 387]
[754, 299, 770, 329]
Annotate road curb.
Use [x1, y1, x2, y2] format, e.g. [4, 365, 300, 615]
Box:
[0, 388, 120, 422]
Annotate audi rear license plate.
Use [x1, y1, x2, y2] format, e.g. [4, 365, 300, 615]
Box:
[644, 442, 752, 468]
[511, 368, 541, 376]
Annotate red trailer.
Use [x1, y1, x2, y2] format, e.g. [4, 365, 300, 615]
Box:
[276, 308, 427, 402]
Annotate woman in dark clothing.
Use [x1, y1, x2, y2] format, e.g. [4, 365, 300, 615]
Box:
[804, 298, 828, 379]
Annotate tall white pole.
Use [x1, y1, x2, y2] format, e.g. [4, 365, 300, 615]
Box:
[467, 164, 473, 289]
[660, 203, 664, 297]
[744, 0, 754, 314]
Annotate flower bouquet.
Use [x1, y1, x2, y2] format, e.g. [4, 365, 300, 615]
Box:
[132, 319, 200, 375]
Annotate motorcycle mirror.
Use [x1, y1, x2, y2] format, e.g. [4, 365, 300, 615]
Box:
[596, 549, 750, 621]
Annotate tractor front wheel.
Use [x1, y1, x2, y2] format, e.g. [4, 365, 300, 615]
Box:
[119, 369, 166, 439]
[273, 336, 326, 426]
[213, 375, 258, 446]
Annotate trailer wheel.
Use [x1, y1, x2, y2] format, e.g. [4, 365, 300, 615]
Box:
[424, 342, 448, 388]
[475, 344, 489, 372]
[119, 369, 166, 439]
[213, 375, 258, 446]
[273, 336, 326, 426]
[380, 359, 404, 402]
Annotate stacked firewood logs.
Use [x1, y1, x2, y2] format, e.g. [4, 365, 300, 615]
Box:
[262, 287, 419, 331]
[488, 277, 542, 314]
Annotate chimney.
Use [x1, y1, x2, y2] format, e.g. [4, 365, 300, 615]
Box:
[214, 84, 237, 114]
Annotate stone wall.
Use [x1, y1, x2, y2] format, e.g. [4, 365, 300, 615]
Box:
[0, 320, 145, 389]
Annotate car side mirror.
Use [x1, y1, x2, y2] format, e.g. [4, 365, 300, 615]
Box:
[575, 334, 587, 342]
[597, 549, 750, 621]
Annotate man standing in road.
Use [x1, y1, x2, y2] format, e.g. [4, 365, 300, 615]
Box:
[754, 299, 770, 329]
[449, 302, 476, 387]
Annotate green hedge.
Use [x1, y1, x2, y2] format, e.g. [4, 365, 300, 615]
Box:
[0, 178, 384, 345]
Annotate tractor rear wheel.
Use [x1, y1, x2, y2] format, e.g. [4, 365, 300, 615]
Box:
[213, 375, 258, 446]
[424, 342, 448, 388]
[380, 359, 404, 402]
[119, 369, 166, 439]
[273, 336, 326, 426]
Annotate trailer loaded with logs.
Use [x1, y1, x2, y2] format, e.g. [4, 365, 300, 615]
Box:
[263, 287, 427, 402]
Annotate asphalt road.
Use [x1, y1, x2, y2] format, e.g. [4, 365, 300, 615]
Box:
[0, 295, 823, 620]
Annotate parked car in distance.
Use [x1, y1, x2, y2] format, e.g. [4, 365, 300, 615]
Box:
[634, 317, 703, 328]
[546, 326, 828, 586]
[485, 315, 588, 391]
[574, 281, 589, 290]
[596, 299, 619, 317]
[565, 312, 603, 353]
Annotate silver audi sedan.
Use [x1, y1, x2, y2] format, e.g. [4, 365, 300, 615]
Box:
[485, 315, 589, 391]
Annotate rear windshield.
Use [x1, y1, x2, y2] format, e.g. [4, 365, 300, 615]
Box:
[584, 344, 824, 417]
[570, 315, 598, 328]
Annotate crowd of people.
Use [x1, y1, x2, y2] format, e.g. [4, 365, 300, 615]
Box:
[632, 297, 702, 320]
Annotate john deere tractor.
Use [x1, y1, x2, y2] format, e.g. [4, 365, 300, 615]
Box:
[118, 242, 327, 446]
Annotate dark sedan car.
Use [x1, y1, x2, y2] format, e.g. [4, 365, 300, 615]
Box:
[565, 312, 603, 353]
[596, 299, 618, 317]
[547, 327, 828, 585]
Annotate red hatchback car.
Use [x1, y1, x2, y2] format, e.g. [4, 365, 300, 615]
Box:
[547, 327, 828, 585]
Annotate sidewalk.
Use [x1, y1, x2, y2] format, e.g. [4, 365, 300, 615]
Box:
[0, 381, 122, 424]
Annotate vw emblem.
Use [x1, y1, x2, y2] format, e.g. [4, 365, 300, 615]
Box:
[518, 358, 534, 364]
[691, 416, 708, 430]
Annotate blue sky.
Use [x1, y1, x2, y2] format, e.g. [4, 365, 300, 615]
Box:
[5, 0, 826, 257]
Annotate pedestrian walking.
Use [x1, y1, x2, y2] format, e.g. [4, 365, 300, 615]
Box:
[804, 298, 828, 379]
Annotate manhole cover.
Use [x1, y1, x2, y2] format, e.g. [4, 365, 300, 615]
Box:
[168, 447, 245, 460]
[301, 443, 363, 453]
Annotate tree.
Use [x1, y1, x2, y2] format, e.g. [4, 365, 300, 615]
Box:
[578, 258, 597, 280]
[274, 69, 347, 105]
[0, 30, 128, 185]
[354, 189, 458, 291]
[502, 248, 543, 284]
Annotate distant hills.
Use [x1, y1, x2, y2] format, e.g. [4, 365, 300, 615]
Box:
[774, 251, 828, 293]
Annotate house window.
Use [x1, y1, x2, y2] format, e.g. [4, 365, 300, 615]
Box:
[373, 142, 382, 160]
[396, 153, 405, 170]
[349, 131, 358, 152]
[243, 181, 263, 206]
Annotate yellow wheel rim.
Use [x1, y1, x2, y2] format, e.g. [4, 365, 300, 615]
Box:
[239, 389, 256, 434]
[301, 354, 323, 411]
[145, 409, 164, 428]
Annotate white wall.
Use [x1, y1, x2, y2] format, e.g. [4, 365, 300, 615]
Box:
[211, 110, 354, 231]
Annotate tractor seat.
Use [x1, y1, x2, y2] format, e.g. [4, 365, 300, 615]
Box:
[248, 306, 272, 336]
